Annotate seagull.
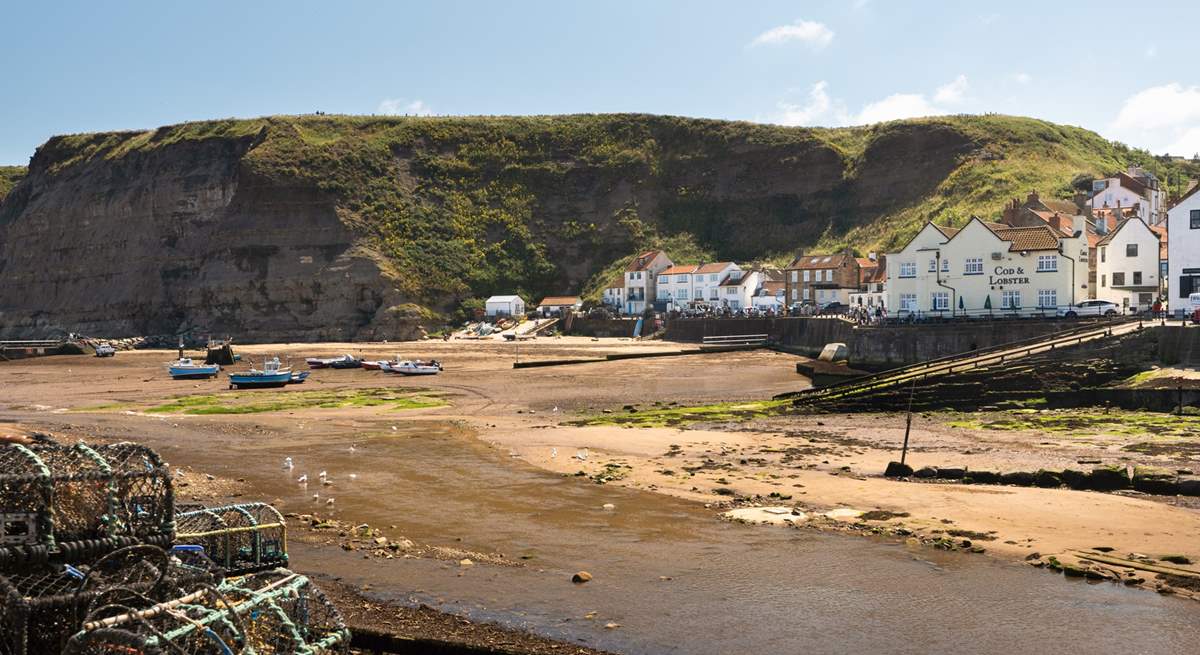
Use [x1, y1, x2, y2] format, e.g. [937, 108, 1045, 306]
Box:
[551, 448, 558, 459]
[322, 478, 333, 486]
[348, 444, 357, 453]
[575, 448, 589, 461]
[283, 457, 294, 470]
[553, 406, 559, 413]
[311, 493, 320, 501]
[349, 473, 358, 480]
[318, 470, 327, 480]
[325, 498, 335, 506]
[297, 474, 308, 484]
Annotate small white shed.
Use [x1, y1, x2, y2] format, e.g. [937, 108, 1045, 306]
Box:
[485, 295, 526, 317]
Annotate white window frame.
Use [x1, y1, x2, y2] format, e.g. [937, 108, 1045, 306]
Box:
[932, 292, 949, 311]
[1002, 290, 1021, 309]
[965, 257, 983, 275]
[1037, 289, 1057, 308]
[899, 262, 916, 278]
[1037, 255, 1058, 272]
[802, 270, 811, 282]
[940, 259, 949, 273]
[899, 294, 918, 312]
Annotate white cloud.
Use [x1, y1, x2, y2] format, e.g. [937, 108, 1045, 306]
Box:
[855, 93, 945, 124]
[774, 81, 837, 126]
[1012, 72, 1032, 85]
[1109, 83, 1200, 154]
[378, 98, 433, 116]
[750, 20, 834, 49]
[933, 74, 969, 104]
[767, 77, 968, 126]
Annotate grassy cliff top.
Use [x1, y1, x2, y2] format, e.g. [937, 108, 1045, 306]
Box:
[0, 166, 25, 201]
[16, 112, 1198, 312]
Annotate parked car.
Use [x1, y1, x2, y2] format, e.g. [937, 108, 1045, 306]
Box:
[818, 302, 848, 316]
[1057, 300, 1119, 318]
[94, 343, 116, 357]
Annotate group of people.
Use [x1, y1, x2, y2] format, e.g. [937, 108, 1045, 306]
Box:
[845, 304, 888, 325]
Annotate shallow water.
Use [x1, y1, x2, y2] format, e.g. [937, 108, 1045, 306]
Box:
[144, 420, 1200, 654]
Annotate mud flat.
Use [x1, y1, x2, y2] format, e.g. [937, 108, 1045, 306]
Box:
[3, 339, 1200, 653]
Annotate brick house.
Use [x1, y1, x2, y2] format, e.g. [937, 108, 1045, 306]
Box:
[783, 251, 863, 307]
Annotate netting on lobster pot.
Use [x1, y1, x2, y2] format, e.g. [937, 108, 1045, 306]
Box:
[0, 544, 220, 655]
[0, 441, 174, 570]
[175, 503, 288, 576]
[64, 569, 350, 655]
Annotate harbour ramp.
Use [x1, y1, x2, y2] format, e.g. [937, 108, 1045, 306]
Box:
[779, 319, 1145, 410]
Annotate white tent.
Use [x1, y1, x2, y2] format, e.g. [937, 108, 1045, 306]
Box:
[485, 295, 526, 317]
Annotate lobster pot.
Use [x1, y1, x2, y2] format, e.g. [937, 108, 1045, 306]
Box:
[0, 545, 220, 655]
[176, 503, 287, 576]
[64, 569, 349, 655]
[0, 442, 174, 569]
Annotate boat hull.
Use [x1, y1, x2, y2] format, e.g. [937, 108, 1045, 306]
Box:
[169, 367, 219, 379]
[229, 372, 292, 389]
[288, 371, 310, 384]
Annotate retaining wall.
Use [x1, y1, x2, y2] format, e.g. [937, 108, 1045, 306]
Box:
[665, 318, 1084, 367]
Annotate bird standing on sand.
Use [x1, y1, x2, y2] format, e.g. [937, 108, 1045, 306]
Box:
[326, 498, 335, 506]
[348, 444, 357, 453]
[311, 493, 319, 501]
[318, 470, 327, 481]
[575, 448, 588, 461]
[283, 457, 293, 470]
[551, 448, 558, 459]
[297, 474, 308, 484]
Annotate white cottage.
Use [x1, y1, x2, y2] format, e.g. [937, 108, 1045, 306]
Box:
[624, 250, 673, 315]
[1167, 184, 1200, 315]
[886, 217, 1089, 318]
[1095, 218, 1162, 313]
[484, 295, 526, 317]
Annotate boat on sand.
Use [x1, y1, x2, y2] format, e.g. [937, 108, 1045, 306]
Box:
[168, 357, 220, 380]
[229, 357, 293, 389]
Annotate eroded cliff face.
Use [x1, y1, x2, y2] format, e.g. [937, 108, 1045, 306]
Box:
[0, 114, 988, 341]
[0, 131, 417, 341]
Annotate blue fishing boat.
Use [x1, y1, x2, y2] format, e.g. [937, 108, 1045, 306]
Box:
[229, 358, 293, 389]
[168, 357, 220, 380]
[288, 371, 310, 384]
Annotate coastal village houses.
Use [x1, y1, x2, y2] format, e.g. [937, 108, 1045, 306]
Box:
[656, 262, 743, 309]
[783, 252, 863, 307]
[885, 217, 1089, 317]
[1095, 218, 1163, 313]
[1089, 166, 1168, 225]
[849, 254, 887, 310]
[1167, 184, 1200, 314]
[622, 250, 673, 315]
[602, 277, 624, 308]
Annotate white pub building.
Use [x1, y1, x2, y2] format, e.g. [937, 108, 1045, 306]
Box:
[886, 217, 1090, 318]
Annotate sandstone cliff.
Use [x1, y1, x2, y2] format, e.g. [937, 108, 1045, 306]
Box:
[0, 114, 1183, 341]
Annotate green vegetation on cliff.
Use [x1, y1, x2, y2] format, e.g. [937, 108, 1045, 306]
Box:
[0, 166, 25, 201]
[16, 113, 1198, 315]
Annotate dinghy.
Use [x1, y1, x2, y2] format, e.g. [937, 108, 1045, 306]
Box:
[168, 357, 220, 380]
[382, 359, 443, 376]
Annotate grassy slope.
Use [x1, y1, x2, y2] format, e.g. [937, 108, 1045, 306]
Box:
[0, 166, 26, 201]
[19, 113, 1200, 311]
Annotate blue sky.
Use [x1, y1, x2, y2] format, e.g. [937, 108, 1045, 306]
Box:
[2, 0, 1198, 164]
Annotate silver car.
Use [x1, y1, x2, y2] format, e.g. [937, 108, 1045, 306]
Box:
[1057, 300, 1119, 318]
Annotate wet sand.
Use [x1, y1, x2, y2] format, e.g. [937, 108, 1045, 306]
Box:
[3, 338, 1200, 652]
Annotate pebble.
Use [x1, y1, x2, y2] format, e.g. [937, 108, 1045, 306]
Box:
[572, 571, 592, 583]
[459, 559, 474, 568]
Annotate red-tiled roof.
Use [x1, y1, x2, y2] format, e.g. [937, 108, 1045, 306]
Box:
[990, 225, 1062, 251]
[1149, 224, 1168, 260]
[537, 296, 582, 306]
[933, 225, 960, 239]
[855, 257, 877, 269]
[696, 261, 737, 274]
[785, 253, 853, 270]
[626, 250, 663, 272]
[606, 276, 623, 289]
[659, 264, 699, 276]
[760, 280, 785, 294]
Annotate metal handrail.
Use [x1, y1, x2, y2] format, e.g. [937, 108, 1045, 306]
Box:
[783, 316, 1137, 402]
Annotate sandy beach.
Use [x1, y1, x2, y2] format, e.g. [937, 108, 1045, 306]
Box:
[3, 336, 1200, 651]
